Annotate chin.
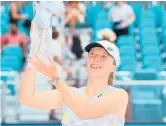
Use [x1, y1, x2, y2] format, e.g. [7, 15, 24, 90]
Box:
[88, 69, 104, 77]
[89, 73, 103, 78]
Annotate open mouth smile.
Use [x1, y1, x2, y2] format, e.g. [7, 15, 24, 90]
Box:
[90, 64, 102, 69]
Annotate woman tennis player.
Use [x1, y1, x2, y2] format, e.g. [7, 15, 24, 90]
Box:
[19, 30, 128, 126]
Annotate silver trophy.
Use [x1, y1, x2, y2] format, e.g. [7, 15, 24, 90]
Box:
[28, 2, 54, 80]
[29, 1, 53, 63]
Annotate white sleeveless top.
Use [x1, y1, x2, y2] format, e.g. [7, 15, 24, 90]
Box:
[61, 86, 125, 126]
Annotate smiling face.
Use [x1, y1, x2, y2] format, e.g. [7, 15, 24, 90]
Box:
[87, 47, 116, 78]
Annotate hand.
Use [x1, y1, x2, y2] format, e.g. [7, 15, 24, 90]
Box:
[28, 55, 57, 79]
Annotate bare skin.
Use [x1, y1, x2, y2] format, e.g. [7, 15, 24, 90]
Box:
[19, 47, 128, 121]
[2, 24, 28, 57]
[10, 1, 27, 20]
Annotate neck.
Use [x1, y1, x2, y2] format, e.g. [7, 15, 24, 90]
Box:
[10, 31, 18, 35]
[118, 3, 124, 7]
[85, 76, 109, 98]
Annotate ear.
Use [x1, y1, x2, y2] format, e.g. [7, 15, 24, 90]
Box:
[112, 59, 117, 70]
[111, 64, 116, 72]
[110, 60, 117, 72]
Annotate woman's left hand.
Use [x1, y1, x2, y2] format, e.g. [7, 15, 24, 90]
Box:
[28, 55, 57, 79]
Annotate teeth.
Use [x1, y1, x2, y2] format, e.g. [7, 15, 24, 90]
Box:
[90, 64, 101, 69]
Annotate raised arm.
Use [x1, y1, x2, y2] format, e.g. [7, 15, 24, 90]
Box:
[55, 81, 128, 120]
[29, 55, 128, 119]
[10, 3, 27, 20]
[19, 67, 64, 110]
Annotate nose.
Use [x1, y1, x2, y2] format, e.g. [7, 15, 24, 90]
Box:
[93, 55, 99, 63]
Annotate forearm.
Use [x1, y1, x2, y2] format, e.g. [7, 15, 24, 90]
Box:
[20, 42, 28, 57]
[12, 12, 24, 20]
[19, 67, 36, 101]
[122, 15, 135, 27]
[54, 80, 87, 116]
[53, 56, 64, 66]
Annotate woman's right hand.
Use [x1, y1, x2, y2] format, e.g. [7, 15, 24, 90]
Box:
[28, 55, 58, 79]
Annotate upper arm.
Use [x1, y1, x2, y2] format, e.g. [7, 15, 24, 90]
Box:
[2, 35, 7, 45]
[20, 86, 78, 110]
[21, 34, 28, 44]
[20, 89, 65, 110]
[79, 89, 128, 119]
[10, 4, 17, 17]
[128, 6, 135, 20]
[10, 4, 21, 19]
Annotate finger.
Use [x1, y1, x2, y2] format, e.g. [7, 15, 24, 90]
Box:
[48, 56, 54, 65]
[27, 64, 37, 72]
[28, 56, 37, 64]
[28, 58, 38, 68]
[28, 56, 46, 73]
[35, 54, 44, 64]
[29, 56, 39, 64]
[29, 55, 41, 66]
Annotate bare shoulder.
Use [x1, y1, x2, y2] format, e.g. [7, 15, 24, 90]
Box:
[108, 87, 129, 120]
[109, 87, 129, 101]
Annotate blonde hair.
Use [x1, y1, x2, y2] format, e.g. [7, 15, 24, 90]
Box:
[97, 28, 117, 42]
[108, 59, 116, 85]
[108, 72, 114, 85]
